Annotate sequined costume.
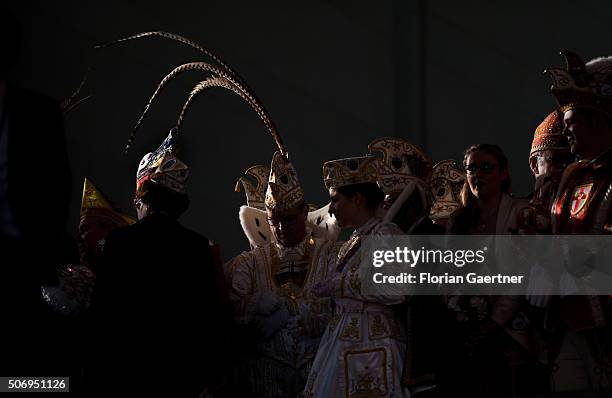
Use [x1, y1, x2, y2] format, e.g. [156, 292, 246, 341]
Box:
[544, 51, 612, 393]
[303, 155, 409, 398]
[225, 153, 342, 398]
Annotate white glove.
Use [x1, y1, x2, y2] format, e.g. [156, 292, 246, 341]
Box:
[525, 263, 553, 308]
[559, 271, 579, 297]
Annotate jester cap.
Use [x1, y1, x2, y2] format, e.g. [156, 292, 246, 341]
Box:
[323, 155, 379, 190]
[367, 137, 432, 195]
[530, 110, 570, 158]
[81, 179, 135, 227]
[264, 151, 305, 211]
[545, 50, 612, 117]
[235, 164, 271, 210]
[136, 129, 190, 196]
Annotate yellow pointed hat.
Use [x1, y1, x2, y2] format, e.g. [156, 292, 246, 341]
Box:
[264, 152, 305, 211]
[81, 179, 136, 226]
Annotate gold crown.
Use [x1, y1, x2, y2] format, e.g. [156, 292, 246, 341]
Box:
[136, 129, 190, 195]
[81, 179, 136, 226]
[368, 137, 432, 195]
[530, 110, 570, 157]
[264, 152, 305, 211]
[429, 160, 465, 221]
[545, 50, 612, 117]
[235, 164, 271, 210]
[323, 155, 379, 190]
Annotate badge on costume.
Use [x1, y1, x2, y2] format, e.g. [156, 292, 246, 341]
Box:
[570, 183, 593, 219]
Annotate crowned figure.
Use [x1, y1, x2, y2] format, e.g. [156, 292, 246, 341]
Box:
[225, 151, 342, 398]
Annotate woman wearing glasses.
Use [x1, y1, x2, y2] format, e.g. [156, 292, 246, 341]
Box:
[447, 143, 527, 235]
[442, 144, 548, 398]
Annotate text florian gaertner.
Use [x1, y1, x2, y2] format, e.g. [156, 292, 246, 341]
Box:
[370, 246, 525, 285]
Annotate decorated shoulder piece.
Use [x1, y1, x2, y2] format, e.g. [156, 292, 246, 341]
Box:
[429, 159, 465, 222]
[368, 137, 433, 222]
[238, 202, 340, 247]
[306, 203, 340, 241]
[545, 50, 612, 116]
[367, 137, 432, 194]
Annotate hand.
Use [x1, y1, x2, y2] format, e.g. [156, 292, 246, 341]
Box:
[254, 291, 281, 315]
[311, 277, 340, 298]
[525, 263, 553, 308]
[254, 306, 290, 338]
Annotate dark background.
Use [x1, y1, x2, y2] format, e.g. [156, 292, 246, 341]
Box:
[7, 0, 612, 259]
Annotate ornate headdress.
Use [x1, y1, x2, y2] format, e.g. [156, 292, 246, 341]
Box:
[234, 164, 271, 211]
[237, 161, 338, 247]
[545, 50, 612, 116]
[96, 31, 285, 155]
[530, 110, 570, 157]
[367, 137, 432, 195]
[265, 151, 305, 211]
[323, 155, 379, 190]
[81, 179, 135, 226]
[97, 31, 288, 196]
[135, 128, 190, 195]
[429, 160, 465, 221]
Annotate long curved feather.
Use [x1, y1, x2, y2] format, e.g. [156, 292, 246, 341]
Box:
[176, 76, 272, 132]
[94, 31, 239, 80]
[128, 62, 285, 156]
[95, 31, 285, 156]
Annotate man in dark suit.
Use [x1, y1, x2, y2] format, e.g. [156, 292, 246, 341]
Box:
[0, 8, 72, 376]
[88, 131, 231, 396]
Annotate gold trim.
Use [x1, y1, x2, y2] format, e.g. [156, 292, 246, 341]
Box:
[343, 347, 389, 398]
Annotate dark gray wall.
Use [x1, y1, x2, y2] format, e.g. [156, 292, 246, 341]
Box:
[8, 0, 612, 259]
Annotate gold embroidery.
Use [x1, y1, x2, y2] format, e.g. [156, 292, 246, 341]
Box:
[268, 236, 315, 313]
[343, 348, 389, 398]
[340, 316, 361, 341]
[351, 373, 386, 397]
[369, 314, 389, 339]
[348, 266, 361, 294]
[387, 316, 402, 338]
[329, 312, 342, 333]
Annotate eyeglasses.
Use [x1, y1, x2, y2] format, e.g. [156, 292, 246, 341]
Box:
[464, 162, 498, 174]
